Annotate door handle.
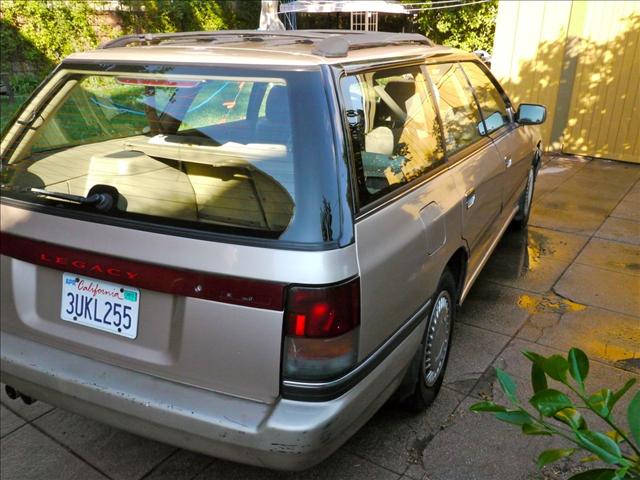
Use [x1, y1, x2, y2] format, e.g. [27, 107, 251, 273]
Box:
[505, 156, 513, 168]
[465, 189, 477, 209]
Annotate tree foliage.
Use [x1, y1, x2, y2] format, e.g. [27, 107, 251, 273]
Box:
[0, 0, 261, 92]
[1, 0, 97, 71]
[116, 0, 237, 34]
[413, 0, 499, 52]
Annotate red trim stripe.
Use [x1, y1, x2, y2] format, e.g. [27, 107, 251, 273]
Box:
[0, 232, 285, 311]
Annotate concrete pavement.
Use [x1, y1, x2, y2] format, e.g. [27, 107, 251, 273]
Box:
[1, 155, 639, 480]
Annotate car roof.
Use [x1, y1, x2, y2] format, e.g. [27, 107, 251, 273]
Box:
[66, 29, 469, 68]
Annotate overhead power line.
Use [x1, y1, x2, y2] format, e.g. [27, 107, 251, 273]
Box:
[404, 0, 494, 12]
[279, 0, 493, 15]
[402, 0, 472, 5]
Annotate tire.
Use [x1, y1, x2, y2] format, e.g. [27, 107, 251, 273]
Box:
[401, 268, 456, 413]
[512, 162, 537, 230]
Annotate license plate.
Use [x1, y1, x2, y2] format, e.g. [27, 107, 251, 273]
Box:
[60, 273, 140, 339]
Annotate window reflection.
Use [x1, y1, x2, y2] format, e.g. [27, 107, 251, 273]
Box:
[427, 63, 484, 153]
[460, 62, 510, 134]
[341, 66, 445, 203]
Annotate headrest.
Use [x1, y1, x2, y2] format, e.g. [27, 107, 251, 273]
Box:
[265, 85, 289, 119]
[365, 126, 394, 156]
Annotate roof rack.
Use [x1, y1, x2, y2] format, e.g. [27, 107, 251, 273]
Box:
[311, 32, 432, 57]
[99, 30, 433, 57]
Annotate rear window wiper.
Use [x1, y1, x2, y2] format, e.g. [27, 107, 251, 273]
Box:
[23, 186, 119, 212]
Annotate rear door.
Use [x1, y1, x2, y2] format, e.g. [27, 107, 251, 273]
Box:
[340, 64, 463, 358]
[425, 63, 505, 256]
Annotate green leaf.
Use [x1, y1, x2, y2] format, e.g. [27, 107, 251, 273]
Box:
[523, 350, 546, 366]
[575, 431, 623, 465]
[568, 469, 617, 480]
[537, 448, 576, 469]
[589, 389, 614, 417]
[495, 368, 518, 404]
[555, 407, 587, 431]
[613, 466, 630, 480]
[630, 390, 640, 447]
[543, 355, 570, 383]
[469, 401, 506, 413]
[522, 423, 552, 436]
[611, 378, 637, 409]
[568, 348, 589, 389]
[494, 409, 532, 426]
[530, 389, 573, 417]
[532, 362, 548, 394]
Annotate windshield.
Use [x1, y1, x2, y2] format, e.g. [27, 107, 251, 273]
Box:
[1, 64, 345, 246]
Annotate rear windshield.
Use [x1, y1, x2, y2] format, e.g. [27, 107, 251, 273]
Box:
[1, 64, 345, 246]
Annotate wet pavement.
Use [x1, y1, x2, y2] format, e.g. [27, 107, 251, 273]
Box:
[1, 155, 639, 480]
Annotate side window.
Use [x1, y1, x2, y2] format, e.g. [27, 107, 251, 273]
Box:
[341, 66, 445, 204]
[460, 62, 510, 134]
[426, 63, 484, 154]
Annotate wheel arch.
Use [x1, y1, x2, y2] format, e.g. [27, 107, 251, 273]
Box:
[444, 246, 468, 306]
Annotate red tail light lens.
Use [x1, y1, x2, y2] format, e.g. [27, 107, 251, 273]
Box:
[285, 278, 360, 338]
[282, 278, 360, 381]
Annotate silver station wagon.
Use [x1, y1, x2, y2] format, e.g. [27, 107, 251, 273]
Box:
[0, 30, 546, 470]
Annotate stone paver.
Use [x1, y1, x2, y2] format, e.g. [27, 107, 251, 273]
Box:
[193, 451, 401, 480]
[555, 263, 640, 316]
[34, 409, 176, 480]
[143, 450, 213, 480]
[574, 237, 640, 275]
[1, 156, 639, 480]
[0, 404, 25, 438]
[519, 305, 640, 371]
[0, 425, 107, 480]
[345, 387, 463, 476]
[533, 155, 588, 199]
[595, 216, 640, 245]
[443, 323, 511, 396]
[420, 396, 567, 480]
[457, 281, 536, 336]
[610, 197, 640, 222]
[477, 226, 590, 293]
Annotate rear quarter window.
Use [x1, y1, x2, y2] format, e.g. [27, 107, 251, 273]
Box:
[341, 65, 445, 206]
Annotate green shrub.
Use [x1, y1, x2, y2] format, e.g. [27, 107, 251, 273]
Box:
[470, 348, 640, 479]
[0, 0, 261, 88]
[414, 0, 499, 52]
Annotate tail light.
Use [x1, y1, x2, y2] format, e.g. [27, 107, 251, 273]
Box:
[282, 278, 360, 381]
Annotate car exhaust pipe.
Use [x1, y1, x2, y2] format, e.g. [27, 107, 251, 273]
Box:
[4, 385, 36, 405]
[4, 384, 19, 400]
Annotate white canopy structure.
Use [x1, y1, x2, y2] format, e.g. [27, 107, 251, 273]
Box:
[259, 0, 286, 31]
[279, 1, 409, 31]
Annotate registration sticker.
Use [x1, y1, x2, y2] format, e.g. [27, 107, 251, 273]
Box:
[60, 273, 140, 339]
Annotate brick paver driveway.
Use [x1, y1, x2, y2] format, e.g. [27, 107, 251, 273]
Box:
[2, 155, 639, 480]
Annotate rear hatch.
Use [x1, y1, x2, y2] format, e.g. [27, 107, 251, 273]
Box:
[0, 59, 348, 403]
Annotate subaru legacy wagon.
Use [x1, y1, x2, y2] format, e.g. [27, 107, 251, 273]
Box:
[0, 30, 546, 470]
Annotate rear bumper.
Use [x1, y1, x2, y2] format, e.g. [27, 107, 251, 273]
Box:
[0, 325, 422, 470]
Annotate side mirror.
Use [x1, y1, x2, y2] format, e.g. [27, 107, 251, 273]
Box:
[478, 111, 506, 135]
[516, 104, 546, 125]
